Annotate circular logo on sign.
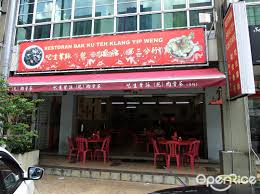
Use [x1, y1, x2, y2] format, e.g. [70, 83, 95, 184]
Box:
[22, 45, 44, 69]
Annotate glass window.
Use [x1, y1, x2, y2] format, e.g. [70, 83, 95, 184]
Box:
[0, 153, 23, 194]
[249, 98, 260, 153]
[117, 0, 137, 14]
[246, 0, 260, 2]
[34, 24, 51, 39]
[74, 0, 92, 18]
[94, 18, 114, 34]
[189, 0, 212, 7]
[36, 1, 53, 23]
[164, 12, 187, 28]
[55, 9, 72, 21]
[74, 7, 92, 18]
[36, 1, 53, 12]
[117, 16, 137, 32]
[95, 0, 114, 16]
[164, 0, 186, 10]
[247, 5, 260, 25]
[53, 23, 71, 37]
[56, 0, 72, 10]
[36, 12, 52, 23]
[19, 3, 34, 14]
[140, 14, 161, 30]
[17, 14, 33, 25]
[75, 0, 92, 7]
[20, 0, 35, 3]
[16, 27, 32, 42]
[140, 0, 161, 12]
[73, 20, 92, 36]
[190, 9, 213, 30]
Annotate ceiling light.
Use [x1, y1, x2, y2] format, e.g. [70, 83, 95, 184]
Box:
[143, 102, 156, 105]
[126, 106, 136, 109]
[127, 102, 140, 105]
[112, 102, 124, 105]
[176, 101, 190, 104]
[159, 102, 173, 105]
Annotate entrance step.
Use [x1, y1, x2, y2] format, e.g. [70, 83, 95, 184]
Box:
[40, 165, 198, 185]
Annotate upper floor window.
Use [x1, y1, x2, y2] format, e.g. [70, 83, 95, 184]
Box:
[117, 0, 137, 14]
[74, 0, 92, 19]
[95, 0, 114, 17]
[16, 0, 213, 43]
[247, 5, 260, 25]
[54, 0, 72, 21]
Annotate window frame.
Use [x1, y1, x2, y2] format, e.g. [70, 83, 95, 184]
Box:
[15, 0, 214, 43]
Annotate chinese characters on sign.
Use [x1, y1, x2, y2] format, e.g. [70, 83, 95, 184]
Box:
[18, 28, 207, 73]
[224, 2, 255, 99]
[10, 81, 200, 93]
[224, 5, 241, 98]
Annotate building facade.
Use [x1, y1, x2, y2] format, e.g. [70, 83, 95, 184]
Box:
[2, 0, 259, 177]
[0, 0, 8, 74]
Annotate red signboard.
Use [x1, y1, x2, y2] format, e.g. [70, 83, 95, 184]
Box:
[224, 4, 241, 98]
[224, 2, 255, 99]
[17, 28, 207, 73]
[8, 68, 226, 93]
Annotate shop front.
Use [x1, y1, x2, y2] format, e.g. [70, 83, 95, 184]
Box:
[8, 27, 226, 169]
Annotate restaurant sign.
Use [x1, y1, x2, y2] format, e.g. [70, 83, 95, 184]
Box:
[224, 2, 255, 99]
[17, 28, 207, 73]
[249, 25, 260, 65]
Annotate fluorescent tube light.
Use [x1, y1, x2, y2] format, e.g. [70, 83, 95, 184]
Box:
[127, 102, 140, 105]
[159, 102, 173, 105]
[126, 106, 136, 109]
[176, 101, 190, 104]
[143, 102, 156, 105]
[112, 102, 124, 105]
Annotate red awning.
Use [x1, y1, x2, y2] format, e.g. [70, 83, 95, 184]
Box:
[8, 68, 226, 93]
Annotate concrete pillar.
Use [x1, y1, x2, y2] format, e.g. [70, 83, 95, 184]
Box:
[220, 96, 256, 176]
[205, 87, 223, 161]
[59, 94, 74, 155]
[214, 0, 256, 177]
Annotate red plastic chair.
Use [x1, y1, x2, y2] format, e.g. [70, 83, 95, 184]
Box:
[67, 136, 77, 160]
[94, 137, 111, 163]
[166, 141, 181, 169]
[182, 140, 200, 170]
[146, 131, 156, 152]
[151, 139, 167, 168]
[76, 137, 93, 163]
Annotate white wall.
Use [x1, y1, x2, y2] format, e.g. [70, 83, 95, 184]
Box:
[205, 87, 223, 161]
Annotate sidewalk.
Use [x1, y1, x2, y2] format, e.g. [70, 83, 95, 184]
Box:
[34, 175, 174, 194]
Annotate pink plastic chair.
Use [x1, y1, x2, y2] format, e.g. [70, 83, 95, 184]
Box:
[151, 139, 167, 168]
[76, 137, 93, 163]
[166, 141, 181, 169]
[182, 140, 200, 170]
[94, 137, 111, 163]
[67, 136, 77, 160]
[146, 131, 156, 152]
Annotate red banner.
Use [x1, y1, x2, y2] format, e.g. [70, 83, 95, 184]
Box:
[17, 28, 207, 73]
[224, 4, 241, 98]
[8, 68, 226, 93]
[224, 2, 255, 99]
[9, 79, 225, 93]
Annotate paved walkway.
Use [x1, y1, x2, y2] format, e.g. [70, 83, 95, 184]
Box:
[35, 175, 174, 194]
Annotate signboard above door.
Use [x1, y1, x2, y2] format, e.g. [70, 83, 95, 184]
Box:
[17, 27, 207, 73]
